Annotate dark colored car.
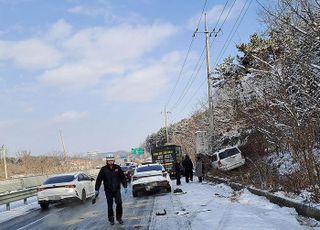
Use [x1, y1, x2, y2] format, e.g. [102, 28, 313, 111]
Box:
[121, 166, 132, 182]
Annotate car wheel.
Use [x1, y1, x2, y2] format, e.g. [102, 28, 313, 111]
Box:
[132, 191, 138, 197]
[40, 202, 49, 210]
[81, 189, 86, 203]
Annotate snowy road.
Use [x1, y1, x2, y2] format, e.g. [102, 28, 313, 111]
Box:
[1, 181, 320, 229]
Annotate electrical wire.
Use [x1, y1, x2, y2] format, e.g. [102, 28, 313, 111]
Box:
[172, 0, 254, 123]
[165, 0, 208, 108]
[169, 0, 234, 113]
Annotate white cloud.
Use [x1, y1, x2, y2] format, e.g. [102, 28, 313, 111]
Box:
[104, 51, 182, 102]
[53, 111, 88, 123]
[0, 19, 177, 89]
[0, 39, 61, 69]
[68, 5, 83, 14]
[63, 23, 177, 61]
[40, 60, 126, 89]
[67, 4, 110, 17]
[40, 22, 177, 88]
[46, 19, 73, 41]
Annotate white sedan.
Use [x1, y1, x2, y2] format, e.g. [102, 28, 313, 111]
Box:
[132, 163, 171, 197]
[37, 172, 95, 210]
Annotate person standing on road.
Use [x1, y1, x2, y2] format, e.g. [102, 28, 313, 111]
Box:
[173, 160, 182, 186]
[182, 155, 193, 183]
[195, 155, 204, 183]
[95, 154, 128, 225]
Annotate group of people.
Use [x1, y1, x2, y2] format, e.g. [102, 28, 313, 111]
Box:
[174, 154, 205, 186]
[94, 153, 205, 226]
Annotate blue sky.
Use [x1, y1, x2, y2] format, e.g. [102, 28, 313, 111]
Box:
[0, 0, 269, 155]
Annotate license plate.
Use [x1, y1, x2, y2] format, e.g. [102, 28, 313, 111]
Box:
[49, 195, 60, 200]
[146, 182, 158, 191]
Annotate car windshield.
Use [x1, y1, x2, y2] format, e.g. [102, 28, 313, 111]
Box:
[219, 148, 240, 160]
[44, 175, 75, 184]
[136, 165, 162, 172]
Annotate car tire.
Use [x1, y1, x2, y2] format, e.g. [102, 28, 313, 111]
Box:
[40, 202, 49, 210]
[132, 191, 138, 197]
[81, 189, 86, 203]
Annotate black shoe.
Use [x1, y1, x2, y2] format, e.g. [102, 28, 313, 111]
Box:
[118, 219, 124, 225]
[109, 217, 115, 225]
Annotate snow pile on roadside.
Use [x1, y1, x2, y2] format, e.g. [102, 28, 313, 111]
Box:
[174, 181, 320, 229]
[273, 189, 320, 209]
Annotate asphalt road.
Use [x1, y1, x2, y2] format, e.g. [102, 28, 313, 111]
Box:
[2, 186, 157, 230]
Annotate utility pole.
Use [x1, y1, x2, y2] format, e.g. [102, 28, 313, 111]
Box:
[161, 106, 171, 144]
[194, 13, 214, 153]
[59, 130, 68, 160]
[1, 145, 8, 179]
[204, 13, 214, 132]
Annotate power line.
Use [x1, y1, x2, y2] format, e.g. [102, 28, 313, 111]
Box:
[215, 0, 254, 65]
[172, 0, 254, 123]
[165, 0, 208, 107]
[170, 0, 234, 112]
[170, 46, 206, 111]
[214, 0, 238, 35]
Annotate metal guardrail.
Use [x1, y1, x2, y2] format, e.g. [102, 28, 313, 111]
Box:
[0, 169, 99, 211]
[0, 188, 37, 211]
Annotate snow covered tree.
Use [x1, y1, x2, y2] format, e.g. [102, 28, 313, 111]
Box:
[221, 0, 320, 195]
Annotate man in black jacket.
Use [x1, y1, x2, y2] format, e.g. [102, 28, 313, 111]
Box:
[182, 155, 193, 183]
[95, 154, 127, 225]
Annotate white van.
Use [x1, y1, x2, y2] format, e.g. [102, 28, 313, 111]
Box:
[211, 146, 245, 171]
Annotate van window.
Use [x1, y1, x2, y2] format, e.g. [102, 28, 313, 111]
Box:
[212, 154, 218, 162]
[219, 148, 240, 160]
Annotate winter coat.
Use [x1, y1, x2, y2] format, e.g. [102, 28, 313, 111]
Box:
[182, 157, 193, 171]
[173, 162, 182, 177]
[195, 159, 204, 177]
[95, 164, 127, 193]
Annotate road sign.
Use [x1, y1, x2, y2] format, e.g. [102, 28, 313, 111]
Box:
[131, 147, 144, 154]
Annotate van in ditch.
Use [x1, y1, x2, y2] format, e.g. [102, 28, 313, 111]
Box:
[211, 146, 245, 171]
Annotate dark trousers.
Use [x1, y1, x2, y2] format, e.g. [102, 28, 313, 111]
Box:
[176, 173, 181, 185]
[106, 190, 123, 221]
[198, 176, 203, 182]
[184, 170, 193, 183]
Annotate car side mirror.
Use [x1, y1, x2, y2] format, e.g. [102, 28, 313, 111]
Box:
[90, 177, 95, 181]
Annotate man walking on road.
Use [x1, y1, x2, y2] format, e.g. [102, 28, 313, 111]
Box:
[95, 154, 128, 225]
[182, 155, 193, 183]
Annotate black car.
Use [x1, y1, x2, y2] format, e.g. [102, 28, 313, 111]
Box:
[121, 166, 132, 182]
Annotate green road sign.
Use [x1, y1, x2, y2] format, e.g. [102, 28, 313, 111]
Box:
[131, 147, 144, 154]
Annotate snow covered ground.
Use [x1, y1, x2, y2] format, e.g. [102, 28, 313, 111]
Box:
[150, 181, 320, 229]
[0, 196, 39, 223]
[2, 182, 320, 229]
